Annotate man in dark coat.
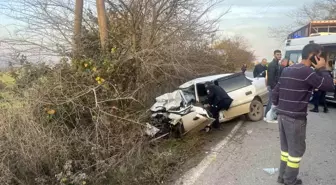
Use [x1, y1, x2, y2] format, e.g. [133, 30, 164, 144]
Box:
[265, 50, 282, 118]
[204, 82, 233, 129]
[253, 59, 267, 78]
[310, 59, 332, 113]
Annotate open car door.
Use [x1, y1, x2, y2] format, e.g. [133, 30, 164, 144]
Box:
[215, 73, 256, 120]
[178, 87, 214, 134]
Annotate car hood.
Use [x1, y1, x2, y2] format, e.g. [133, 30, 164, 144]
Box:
[150, 90, 183, 112]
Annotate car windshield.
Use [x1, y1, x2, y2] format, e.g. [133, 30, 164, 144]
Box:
[179, 86, 196, 105]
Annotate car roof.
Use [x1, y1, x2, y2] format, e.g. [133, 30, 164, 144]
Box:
[179, 73, 234, 89]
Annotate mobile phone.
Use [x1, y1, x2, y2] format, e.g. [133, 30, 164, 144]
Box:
[311, 54, 319, 66]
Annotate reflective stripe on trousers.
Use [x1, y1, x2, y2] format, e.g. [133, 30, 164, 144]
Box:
[281, 154, 302, 168]
[278, 115, 307, 185]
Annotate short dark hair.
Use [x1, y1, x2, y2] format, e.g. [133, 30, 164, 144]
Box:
[301, 43, 323, 60]
[274, 50, 281, 55]
[320, 51, 327, 59]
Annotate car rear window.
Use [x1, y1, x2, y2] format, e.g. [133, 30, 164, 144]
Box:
[216, 74, 252, 92]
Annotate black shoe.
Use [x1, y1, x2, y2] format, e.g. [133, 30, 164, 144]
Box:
[277, 176, 284, 184]
[212, 124, 221, 130]
[284, 179, 302, 185]
[324, 108, 329, 113]
[309, 109, 319, 113]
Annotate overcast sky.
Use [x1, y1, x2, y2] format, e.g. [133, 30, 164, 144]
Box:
[0, 0, 316, 67]
[213, 0, 315, 62]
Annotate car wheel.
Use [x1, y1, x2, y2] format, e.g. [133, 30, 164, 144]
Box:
[247, 99, 264, 121]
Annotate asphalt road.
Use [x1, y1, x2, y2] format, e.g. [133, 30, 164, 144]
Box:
[192, 104, 336, 185]
[245, 71, 253, 78]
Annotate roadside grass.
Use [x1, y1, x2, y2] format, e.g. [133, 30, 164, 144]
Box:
[106, 134, 207, 185]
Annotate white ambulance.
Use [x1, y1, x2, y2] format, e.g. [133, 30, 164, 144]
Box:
[284, 33, 336, 103]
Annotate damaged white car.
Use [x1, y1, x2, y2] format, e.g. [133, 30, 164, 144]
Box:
[147, 73, 268, 137]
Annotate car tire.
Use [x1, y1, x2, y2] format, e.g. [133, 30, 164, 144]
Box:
[247, 99, 264, 121]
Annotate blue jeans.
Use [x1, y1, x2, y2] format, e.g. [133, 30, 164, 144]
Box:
[265, 86, 272, 117]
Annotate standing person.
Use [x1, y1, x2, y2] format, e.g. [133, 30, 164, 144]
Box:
[265, 50, 282, 120]
[253, 59, 267, 78]
[279, 58, 289, 76]
[241, 64, 247, 75]
[204, 82, 233, 129]
[272, 43, 335, 185]
[310, 59, 332, 113]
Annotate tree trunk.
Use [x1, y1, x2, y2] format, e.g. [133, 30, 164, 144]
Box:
[96, 0, 108, 51]
[73, 0, 84, 58]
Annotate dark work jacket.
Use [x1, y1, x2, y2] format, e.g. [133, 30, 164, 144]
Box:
[279, 65, 286, 76]
[267, 59, 280, 89]
[315, 68, 332, 77]
[206, 84, 233, 110]
[272, 64, 334, 120]
[253, 64, 267, 78]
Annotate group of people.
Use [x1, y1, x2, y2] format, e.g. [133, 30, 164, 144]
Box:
[253, 57, 295, 79]
[205, 43, 336, 185]
[253, 49, 334, 124]
[259, 44, 335, 185]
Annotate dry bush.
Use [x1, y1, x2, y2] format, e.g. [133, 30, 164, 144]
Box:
[213, 36, 255, 70]
[0, 62, 208, 185]
[0, 63, 145, 185]
[0, 81, 6, 90]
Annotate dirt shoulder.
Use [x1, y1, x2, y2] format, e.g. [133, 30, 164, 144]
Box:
[164, 118, 241, 185]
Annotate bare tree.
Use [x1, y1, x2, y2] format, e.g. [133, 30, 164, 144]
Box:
[269, 0, 336, 40]
[96, 0, 108, 50]
[0, 0, 78, 58]
[73, 0, 84, 57]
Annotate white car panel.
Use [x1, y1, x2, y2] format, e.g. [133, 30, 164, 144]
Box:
[222, 84, 256, 120]
[249, 77, 268, 104]
[181, 112, 214, 134]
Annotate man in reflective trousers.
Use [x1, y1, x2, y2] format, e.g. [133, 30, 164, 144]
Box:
[272, 43, 334, 185]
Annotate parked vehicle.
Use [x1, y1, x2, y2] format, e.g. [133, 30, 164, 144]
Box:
[147, 73, 268, 137]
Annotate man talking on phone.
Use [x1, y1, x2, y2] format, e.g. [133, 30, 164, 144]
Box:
[272, 43, 334, 185]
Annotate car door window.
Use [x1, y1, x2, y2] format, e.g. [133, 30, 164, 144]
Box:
[217, 75, 252, 92]
[285, 50, 301, 64]
[289, 53, 300, 63]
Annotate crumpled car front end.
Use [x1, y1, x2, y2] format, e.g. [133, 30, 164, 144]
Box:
[146, 90, 214, 138]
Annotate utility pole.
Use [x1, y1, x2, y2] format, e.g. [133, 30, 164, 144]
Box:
[96, 0, 108, 51]
[73, 0, 84, 58]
